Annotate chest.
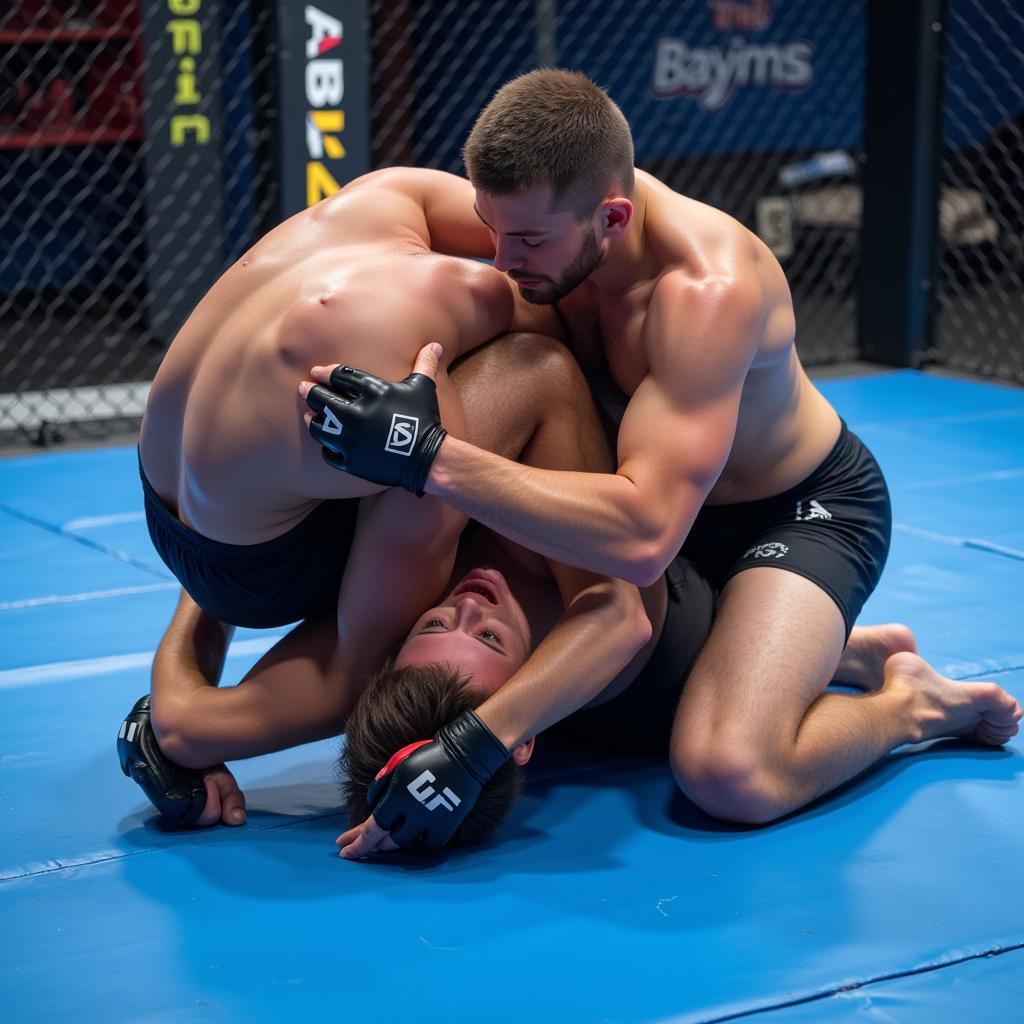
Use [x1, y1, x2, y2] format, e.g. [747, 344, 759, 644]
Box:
[556, 287, 650, 406]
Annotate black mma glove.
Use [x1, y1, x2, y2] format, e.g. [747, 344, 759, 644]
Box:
[367, 710, 510, 848]
[116, 694, 208, 824]
[305, 364, 447, 496]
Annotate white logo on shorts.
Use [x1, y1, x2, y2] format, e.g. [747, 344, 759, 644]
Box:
[796, 499, 832, 522]
[744, 541, 789, 560]
[407, 770, 462, 813]
[322, 407, 344, 436]
[385, 414, 419, 455]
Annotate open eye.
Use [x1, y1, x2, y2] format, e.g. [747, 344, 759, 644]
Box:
[479, 628, 502, 644]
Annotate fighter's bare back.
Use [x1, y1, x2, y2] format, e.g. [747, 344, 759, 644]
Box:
[140, 172, 522, 545]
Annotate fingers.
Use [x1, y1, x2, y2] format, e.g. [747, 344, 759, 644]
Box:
[218, 779, 247, 827]
[411, 342, 443, 381]
[195, 774, 223, 827]
[304, 383, 351, 416]
[196, 766, 246, 827]
[311, 364, 340, 384]
[335, 814, 393, 860]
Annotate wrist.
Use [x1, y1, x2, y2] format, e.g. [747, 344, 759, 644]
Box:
[439, 709, 510, 782]
[423, 433, 469, 499]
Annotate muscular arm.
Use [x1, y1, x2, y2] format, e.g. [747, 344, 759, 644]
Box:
[459, 357, 654, 749]
[474, 565, 652, 749]
[426, 276, 763, 584]
[152, 488, 467, 768]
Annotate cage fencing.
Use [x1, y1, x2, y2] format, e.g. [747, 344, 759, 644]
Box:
[0, 1, 278, 445]
[931, 0, 1024, 383]
[1, 1, 1019, 448]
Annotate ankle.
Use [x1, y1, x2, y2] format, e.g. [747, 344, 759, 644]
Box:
[880, 676, 925, 745]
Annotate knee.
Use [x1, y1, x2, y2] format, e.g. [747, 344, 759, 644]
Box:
[502, 332, 583, 388]
[670, 741, 784, 826]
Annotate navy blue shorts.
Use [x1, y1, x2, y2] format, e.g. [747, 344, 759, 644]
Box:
[551, 554, 716, 755]
[680, 421, 891, 637]
[140, 453, 357, 629]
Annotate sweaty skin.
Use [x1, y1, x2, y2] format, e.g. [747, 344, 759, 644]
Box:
[308, 171, 840, 583]
[140, 168, 534, 544]
[304, 162, 1021, 827]
[143, 294, 653, 828]
[137, 168, 599, 786]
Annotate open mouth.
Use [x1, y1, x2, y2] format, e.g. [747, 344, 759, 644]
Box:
[451, 569, 504, 605]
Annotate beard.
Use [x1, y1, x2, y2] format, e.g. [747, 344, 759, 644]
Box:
[514, 225, 603, 305]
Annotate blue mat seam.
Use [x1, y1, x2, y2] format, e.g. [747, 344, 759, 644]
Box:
[0, 755, 645, 882]
[690, 941, 1024, 1024]
[0, 810, 351, 883]
[893, 523, 1024, 564]
[951, 662, 1024, 680]
[0, 503, 171, 580]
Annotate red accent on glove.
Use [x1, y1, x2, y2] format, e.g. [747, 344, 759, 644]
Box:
[375, 740, 432, 781]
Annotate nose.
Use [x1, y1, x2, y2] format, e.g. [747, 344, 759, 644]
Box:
[453, 594, 489, 630]
[492, 237, 524, 273]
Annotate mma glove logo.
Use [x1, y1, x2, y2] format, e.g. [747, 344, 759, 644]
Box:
[321, 407, 344, 436]
[407, 769, 462, 812]
[385, 413, 420, 455]
[305, 365, 446, 495]
[365, 710, 509, 848]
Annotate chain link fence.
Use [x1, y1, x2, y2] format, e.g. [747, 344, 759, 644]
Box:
[930, 0, 1024, 383]
[0, 0, 278, 445]
[1, 1, 1017, 448]
[369, 0, 867, 368]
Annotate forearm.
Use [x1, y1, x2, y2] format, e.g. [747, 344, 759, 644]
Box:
[151, 600, 349, 768]
[473, 581, 653, 749]
[150, 590, 233, 702]
[427, 437, 683, 585]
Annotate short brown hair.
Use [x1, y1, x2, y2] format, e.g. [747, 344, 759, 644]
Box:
[338, 661, 524, 848]
[463, 68, 635, 217]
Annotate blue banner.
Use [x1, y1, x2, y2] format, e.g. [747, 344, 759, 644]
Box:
[555, 0, 867, 157]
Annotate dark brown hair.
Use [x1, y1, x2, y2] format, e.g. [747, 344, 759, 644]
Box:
[463, 68, 635, 218]
[338, 661, 524, 848]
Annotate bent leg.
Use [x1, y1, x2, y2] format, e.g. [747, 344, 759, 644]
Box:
[671, 569, 1022, 824]
[670, 568, 917, 823]
[451, 332, 611, 472]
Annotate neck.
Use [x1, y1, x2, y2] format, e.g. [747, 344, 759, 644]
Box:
[588, 178, 653, 295]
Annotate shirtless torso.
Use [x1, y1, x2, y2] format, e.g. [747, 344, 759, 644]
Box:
[140, 169, 528, 544]
[553, 170, 840, 506]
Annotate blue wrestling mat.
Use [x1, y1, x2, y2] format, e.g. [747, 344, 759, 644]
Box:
[2, 370, 1022, 1023]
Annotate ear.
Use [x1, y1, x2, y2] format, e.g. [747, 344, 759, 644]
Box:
[510, 736, 535, 766]
[600, 197, 633, 238]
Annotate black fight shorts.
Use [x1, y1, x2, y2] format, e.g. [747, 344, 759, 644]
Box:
[140, 453, 357, 629]
[551, 554, 716, 755]
[680, 420, 891, 637]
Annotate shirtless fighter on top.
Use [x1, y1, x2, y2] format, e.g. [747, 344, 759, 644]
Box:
[123, 167, 654, 827]
[304, 69, 1021, 830]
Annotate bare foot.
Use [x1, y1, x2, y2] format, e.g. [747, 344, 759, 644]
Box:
[885, 652, 1023, 746]
[834, 623, 919, 690]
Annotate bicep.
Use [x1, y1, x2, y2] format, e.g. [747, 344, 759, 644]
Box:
[615, 274, 761, 540]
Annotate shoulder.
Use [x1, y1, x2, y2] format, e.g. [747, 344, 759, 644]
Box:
[428, 254, 513, 305]
[342, 167, 472, 205]
[647, 266, 763, 359]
